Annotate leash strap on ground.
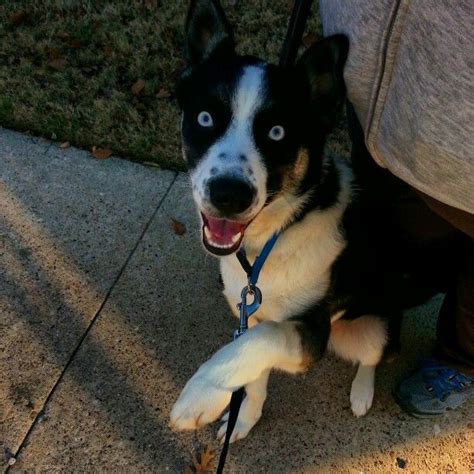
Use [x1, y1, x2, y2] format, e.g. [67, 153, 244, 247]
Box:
[216, 387, 245, 474]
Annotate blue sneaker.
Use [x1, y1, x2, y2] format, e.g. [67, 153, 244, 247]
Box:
[394, 358, 473, 418]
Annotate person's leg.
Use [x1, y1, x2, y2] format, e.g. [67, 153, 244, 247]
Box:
[441, 250, 474, 371]
[394, 235, 473, 417]
[436, 267, 474, 375]
[409, 191, 474, 375]
[411, 191, 474, 373]
[347, 101, 474, 415]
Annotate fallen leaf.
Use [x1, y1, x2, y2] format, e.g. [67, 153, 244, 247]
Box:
[103, 45, 114, 57]
[302, 32, 320, 48]
[156, 88, 171, 99]
[171, 218, 186, 236]
[48, 58, 67, 71]
[187, 446, 215, 473]
[141, 161, 161, 168]
[56, 31, 70, 40]
[68, 39, 83, 49]
[9, 11, 27, 26]
[131, 79, 146, 96]
[91, 146, 112, 159]
[199, 446, 215, 471]
[60, 141, 70, 149]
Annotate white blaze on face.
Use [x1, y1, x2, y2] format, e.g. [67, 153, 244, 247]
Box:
[190, 65, 268, 219]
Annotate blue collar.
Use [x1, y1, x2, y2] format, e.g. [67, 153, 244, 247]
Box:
[236, 232, 280, 286]
[234, 232, 280, 331]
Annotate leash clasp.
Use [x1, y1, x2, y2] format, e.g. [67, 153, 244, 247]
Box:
[234, 284, 262, 339]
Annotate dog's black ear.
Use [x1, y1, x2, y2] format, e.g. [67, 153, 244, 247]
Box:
[296, 34, 349, 132]
[185, 0, 234, 66]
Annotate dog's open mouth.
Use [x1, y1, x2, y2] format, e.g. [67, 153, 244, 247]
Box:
[201, 213, 248, 256]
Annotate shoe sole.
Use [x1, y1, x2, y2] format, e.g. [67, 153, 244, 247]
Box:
[392, 389, 447, 419]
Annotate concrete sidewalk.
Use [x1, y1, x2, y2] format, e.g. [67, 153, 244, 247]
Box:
[1, 127, 472, 473]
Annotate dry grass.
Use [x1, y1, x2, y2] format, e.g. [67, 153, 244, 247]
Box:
[0, 0, 348, 170]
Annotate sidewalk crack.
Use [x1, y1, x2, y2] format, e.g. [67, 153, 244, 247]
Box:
[9, 171, 179, 468]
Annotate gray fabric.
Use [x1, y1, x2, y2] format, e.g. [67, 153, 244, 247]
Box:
[320, 0, 474, 213]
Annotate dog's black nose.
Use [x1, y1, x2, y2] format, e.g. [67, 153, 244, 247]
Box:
[208, 177, 255, 215]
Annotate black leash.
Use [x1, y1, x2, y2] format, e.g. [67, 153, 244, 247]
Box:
[279, 0, 314, 68]
[215, 386, 245, 473]
[216, 2, 313, 472]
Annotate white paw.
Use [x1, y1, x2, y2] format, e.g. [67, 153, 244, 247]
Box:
[170, 375, 231, 431]
[216, 399, 262, 443]
[350, 377, 374, 417]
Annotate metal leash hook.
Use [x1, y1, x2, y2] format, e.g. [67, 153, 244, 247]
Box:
[234, 285, 262, 340]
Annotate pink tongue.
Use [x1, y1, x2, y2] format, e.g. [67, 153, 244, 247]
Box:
[206, 216, 245, 245]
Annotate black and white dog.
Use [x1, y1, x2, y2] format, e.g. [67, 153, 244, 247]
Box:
[170, 0, 443, 442]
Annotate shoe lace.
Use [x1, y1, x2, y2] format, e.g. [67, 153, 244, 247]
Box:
[417, 359, 472, 401]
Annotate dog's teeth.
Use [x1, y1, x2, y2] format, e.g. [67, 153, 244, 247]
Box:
[231, 232, 241, 244]
[204, 226, 212, 240]
[208, 241, 234, 249]
[214, 242, 233, 249]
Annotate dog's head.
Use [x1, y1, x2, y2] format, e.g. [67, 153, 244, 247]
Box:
[177, 0, 348, 256]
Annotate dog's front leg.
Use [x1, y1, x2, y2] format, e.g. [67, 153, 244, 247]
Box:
[170, 310, 330, 431]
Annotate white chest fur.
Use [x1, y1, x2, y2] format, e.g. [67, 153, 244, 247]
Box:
[220, 177, 349, 323]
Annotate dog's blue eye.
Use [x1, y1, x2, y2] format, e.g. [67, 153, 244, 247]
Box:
[197, 111, 213, 128]
[268, 125, 285, 141]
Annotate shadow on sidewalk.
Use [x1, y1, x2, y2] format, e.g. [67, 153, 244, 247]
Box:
[2, 148, 472, 471]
